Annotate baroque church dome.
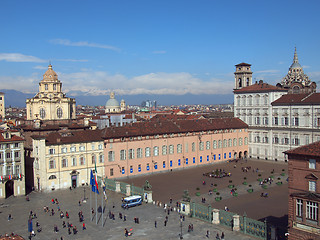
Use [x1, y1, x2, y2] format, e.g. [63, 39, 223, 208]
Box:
[105, 92, 121, 113]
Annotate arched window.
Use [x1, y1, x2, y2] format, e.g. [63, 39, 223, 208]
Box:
[57, 107, 63, 118]
[49, 175, 57, 180]
[218, 140, 222, 148]
[213, 140, 217, 149]
[238, 78, 242, 88]
[153, 146, 159, 156]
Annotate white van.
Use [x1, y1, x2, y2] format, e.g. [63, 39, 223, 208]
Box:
[121, 195, 142, 208]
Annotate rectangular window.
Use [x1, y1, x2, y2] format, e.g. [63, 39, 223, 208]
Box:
[306, 201, 318, 221]
[6, 165, 12, 175]
[294, 117, 299, 126]
[207, 155, 209, 162]
[130, 166, 133, 173]
[178, 159, 181, 166]
[70, 146, 76, 152]
[186, 158, 188, 165]
[163, 161, 166, 168]
[72, 157, 77, 166]
[137, 148, 143, 158]
[153, 146, 159, 156]
[91, 155, 96, 164]
[138, 164, 141, 172]
[61, 147, 67, 153]
[14, 151, 20, 158]
[145, 147, 151, 157]
[177, 144, 182, 153]
[170, 160, 172, 167]
[110, 168, 114, 176]
[169, 145, 174, 154]
[309, 159, 316, 169]
[99, 154, 104, 163]
[80, 157, 85, 165]
[79, 145, 85, 151]
[108, 151, 115, 162]
[146, 163, 150, 171]
[6, 152, 11, 159]
[274, 117, 278, 125]
[193, 157, 195, 163]
[121, 167, 125, 174]
[192, 142, 195, 152]
[214, 155, 216, 160]
[206, 141, 210, 150]
[15, 165, 20, 175]
[128, 149, 134, 159]
[199, 142, 204, 151]
[49, 160, 56, 169]
[200, 156, 202, 162]
[309, 181, 316, 192]
[62, 159, 68, 168]
[14, 143, 19, 148]
[162, 145, 167, 155]
[120, 150, 126, 160]
[296, 199, 303, 217]
[49, 148, 55, 154]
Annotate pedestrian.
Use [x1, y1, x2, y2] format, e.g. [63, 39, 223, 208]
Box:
[221, 232, 225, 240]
[206, 230, 210, 238]
[216, 232, 220, 239]
[124, 228, 128, 237]
[124, 215, 126, 221]
[191, 224, 193, 231]
[164, 220, 167, 226]
[82, 222, 86, 230]
[155, 220, 157, 228]
[8, 214, 12, 221]
[79, 200, 81, 206]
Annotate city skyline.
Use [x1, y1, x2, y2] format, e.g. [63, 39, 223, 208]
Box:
[1, 0, 320, 101]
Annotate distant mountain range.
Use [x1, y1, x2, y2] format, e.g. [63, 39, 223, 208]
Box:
[0, 89, 234, 107]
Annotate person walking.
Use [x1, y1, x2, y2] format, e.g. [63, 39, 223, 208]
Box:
[221, 232, 225, 240]
[206, 230, 210, 238]
[154, 220, 157, 228]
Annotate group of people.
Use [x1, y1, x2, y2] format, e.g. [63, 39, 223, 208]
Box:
[203, 169, 232, 178]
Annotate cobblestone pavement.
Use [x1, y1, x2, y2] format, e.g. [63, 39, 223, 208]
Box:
[0, 187, 257, 240]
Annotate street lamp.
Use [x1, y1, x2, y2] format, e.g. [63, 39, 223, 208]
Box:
[83, 185, 87, 203]
[179, 218, 183, 239]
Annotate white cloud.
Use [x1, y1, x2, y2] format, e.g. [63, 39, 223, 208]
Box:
[49, 39, 120, 52]
[255, 70, 279, 74]
[0, 53, 46, 63]
[0, 70, 234, 96]
[152, 50, 166, 54]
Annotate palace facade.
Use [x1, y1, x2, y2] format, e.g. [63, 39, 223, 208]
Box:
[102, 118, 249, 179]
[234, 48, 319, 161]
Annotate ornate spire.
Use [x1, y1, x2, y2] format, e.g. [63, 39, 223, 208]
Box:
[293, 47, 299, 64]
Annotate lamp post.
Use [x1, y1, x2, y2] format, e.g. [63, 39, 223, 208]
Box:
[83, 185, 87, 203]
[179, 218, 183, 239]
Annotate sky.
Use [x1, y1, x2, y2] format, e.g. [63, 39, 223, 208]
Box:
[1, 0, 320, 103]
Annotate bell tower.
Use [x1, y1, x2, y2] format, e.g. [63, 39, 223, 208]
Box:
[234, 63, 252, 90]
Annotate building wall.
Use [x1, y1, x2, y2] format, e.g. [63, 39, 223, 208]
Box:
[0, 92, 4, 119]
[0, 139, 25, 198]
[288, 154, 320, 239]
[33, 139, 104, 192]
[104, 129, 248, 179]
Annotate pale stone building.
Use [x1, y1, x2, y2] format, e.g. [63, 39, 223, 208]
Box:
[234, 48, 320, 161]
[32, 130, 104, 192]
[26, 64, 76, 121]
[0, 129, 25, 198]
[0, 92, 4, 119]
[105, 92, 126, 113]
[102, 118, 249, 179]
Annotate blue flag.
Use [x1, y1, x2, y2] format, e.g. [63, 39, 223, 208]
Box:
[90, 169, 99, 194]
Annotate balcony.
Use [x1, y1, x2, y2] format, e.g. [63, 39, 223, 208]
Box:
[1, 174, 23, 182]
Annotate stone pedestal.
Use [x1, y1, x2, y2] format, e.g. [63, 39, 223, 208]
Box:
[115, 181, 120, 193]
[180, 201, 191, 216]
[126, 184, 131, 196]
[144, 190, 153, 203]
[212, 209, 220, 224]
[233, 214, 240, 231]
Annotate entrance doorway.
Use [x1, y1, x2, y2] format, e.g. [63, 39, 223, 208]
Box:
[5, 180, 14, 198]
[71, 175, 77, 188]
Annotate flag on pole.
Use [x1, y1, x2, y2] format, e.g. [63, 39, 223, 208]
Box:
[90, 170, 99, 194]
[101, 180, 107, 200]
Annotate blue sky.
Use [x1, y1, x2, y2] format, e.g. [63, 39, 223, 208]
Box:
[0, 0, 320, 100]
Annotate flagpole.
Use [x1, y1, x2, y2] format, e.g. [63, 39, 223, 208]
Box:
[101, 190, 104, 227]
[90, 181, 92, 221]
[95, 188, 98, 225]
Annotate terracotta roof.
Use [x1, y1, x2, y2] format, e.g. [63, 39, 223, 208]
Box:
[32, 129, 104, 146]
[272, 93, 320, 105]
[234, 80, 286, 94]
[0, 134, 24, 143]
[102, 118, 247, 139]
[285, 141, 320, 157]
